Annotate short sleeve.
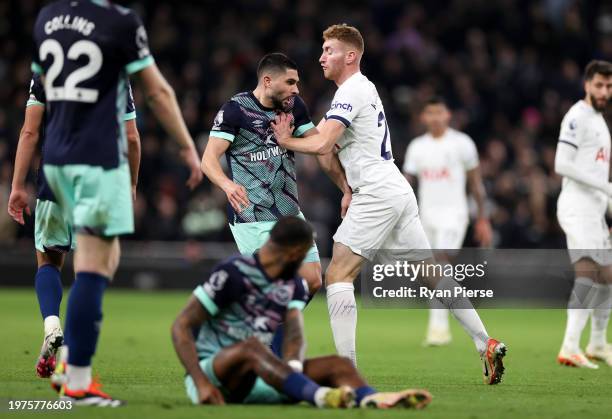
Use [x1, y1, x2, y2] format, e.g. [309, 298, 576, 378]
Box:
[123, 81, 137, 121]
[287, 277, 309, 311]
[558, 111, 582, 150]
[26, 74, 45, 107]
[31, 12, 44, 75]
[291, 96, 315, 137]
[120, 11, 154, 75]
[193, 262, 244, 316]
[402, 141, 418, 175]
[461, 136, 479, 171]
[210, 101, 242, 142]
[325, 87, 364, 127]
[31, 40, 43, 75]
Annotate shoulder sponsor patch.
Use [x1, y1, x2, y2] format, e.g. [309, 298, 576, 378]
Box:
[212, 110, 224, 130]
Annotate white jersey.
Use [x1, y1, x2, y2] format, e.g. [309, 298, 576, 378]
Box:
[403, 128, 478, 226]
[557, 100, 611, 215]
[325, 72, 410, 197]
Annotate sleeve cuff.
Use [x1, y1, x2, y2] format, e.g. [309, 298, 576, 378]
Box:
[123, 111, 137, 121]
[125, 55, 154, 75]
[26, 100, 44, 107]
[327, 115, 351, 128]
[465, 161, 479, 171]
[287, 300, 306, 311]
[31, 62, 44, 75]
[194, 285, 220, 316]
[294, 122, 316, 137]
[210, 131, 235, 142]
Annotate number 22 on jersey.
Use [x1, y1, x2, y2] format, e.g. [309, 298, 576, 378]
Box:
[39, 39, 102, 103]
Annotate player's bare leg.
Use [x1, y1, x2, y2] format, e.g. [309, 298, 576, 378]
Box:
[211, 337, 354, 407]
[35, 250, 65, 378]
[586, 263, 612, 366]
[559, 258, 600, 368]
[325, 242, 365, 366]
[73, 235, 121, 278]
[59, 234, 123, 406]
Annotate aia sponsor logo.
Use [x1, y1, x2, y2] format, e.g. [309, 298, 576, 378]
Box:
[421, 168, 451, 180]
[595, 147, 610, 163]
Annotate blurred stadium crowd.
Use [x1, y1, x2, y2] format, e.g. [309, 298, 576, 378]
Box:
[1, 0, 612, 256]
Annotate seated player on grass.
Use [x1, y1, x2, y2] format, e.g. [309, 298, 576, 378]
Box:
[171, 216, 432, 408]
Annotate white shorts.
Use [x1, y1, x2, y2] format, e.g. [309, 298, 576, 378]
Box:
[333, 192, 432, 261]
[557, 212, 612, 265]
[422, 221, 468, 250]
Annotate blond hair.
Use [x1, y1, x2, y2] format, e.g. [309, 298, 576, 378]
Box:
[322, 24, 364, 53]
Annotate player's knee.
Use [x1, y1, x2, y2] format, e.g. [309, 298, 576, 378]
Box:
[243, 336, 267, 354]
[240, 337, 270, 369]
[36, 250, 64, 270]
[574, 258, 600, 282]
[304, 270, 322, 295]
[299, 262, 322, 295]
[329, 355, 355, 376]
[325, 262, 358, 286]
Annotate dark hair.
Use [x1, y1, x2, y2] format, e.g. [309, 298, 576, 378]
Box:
[423, 96, 448, 110]
[269, 216, 314, 247]
[584, 60, 612, 81]
[257, 53, 298, 78]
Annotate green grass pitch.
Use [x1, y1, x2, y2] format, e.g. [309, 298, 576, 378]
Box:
[1, 287, 611, 418]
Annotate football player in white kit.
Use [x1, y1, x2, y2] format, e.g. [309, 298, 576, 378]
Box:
[403, 97, 493, 346]
[271, 24, 507, 384]
[555, 60, 612, 368]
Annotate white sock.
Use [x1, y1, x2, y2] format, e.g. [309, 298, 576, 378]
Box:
[562, 277, 596, 353]
[58, 345, 68, 365]
[314, 386, 332, 407]
[326, 282, 357, 365]
[67, 365, 92, 390]
[434, 278, 488, 353]
[589, 283, 612, 348]
[428, 307, 450, 331]
[44, 315, 61, 336]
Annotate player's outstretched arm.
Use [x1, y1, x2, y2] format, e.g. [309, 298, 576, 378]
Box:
[171, 296, 225, 405]
[272, 113, 345, 155]
[125, 119, 141, 202]
[201, 136, 250, 213]
[133, 64, 202, 190]
[555, 142, 612, 195]
[281, 308, 306, 370]
[467, 167, 492, 247]
[8, 105, 44, 225]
